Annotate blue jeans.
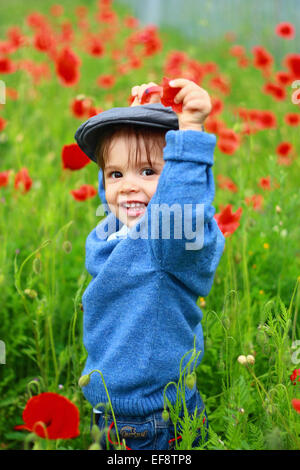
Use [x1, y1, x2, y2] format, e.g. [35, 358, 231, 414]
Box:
[91, 389, 208, 450]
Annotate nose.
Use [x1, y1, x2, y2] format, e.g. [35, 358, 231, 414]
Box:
[119, 174, 140, 194]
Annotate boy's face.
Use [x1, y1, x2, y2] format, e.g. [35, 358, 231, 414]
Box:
[104, 133, 165, 228]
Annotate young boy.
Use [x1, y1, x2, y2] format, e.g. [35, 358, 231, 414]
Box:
[75, 79, 225, 450]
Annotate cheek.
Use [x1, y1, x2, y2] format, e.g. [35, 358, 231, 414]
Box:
[147, 178, 160, 199]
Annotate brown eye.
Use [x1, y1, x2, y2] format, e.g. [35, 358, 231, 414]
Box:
[142, 168, 155, 176]
[110, 171, 122, 178]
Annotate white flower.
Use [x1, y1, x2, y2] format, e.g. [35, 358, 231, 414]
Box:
[280, 229, 287, 238]
[246, 354, 255, 364]
[237, 355, 247, 365]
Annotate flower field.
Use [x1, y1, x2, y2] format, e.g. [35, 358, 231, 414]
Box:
[0, 0, 299, 451]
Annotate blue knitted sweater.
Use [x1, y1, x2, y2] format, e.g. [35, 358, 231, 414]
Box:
[81, 129, 225, 417]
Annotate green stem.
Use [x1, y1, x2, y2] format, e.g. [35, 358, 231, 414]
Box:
[89, 369, 121, 448]
[246, 366, 300, 448]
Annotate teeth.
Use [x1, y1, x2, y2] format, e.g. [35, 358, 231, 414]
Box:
[124, 202, 145, 208]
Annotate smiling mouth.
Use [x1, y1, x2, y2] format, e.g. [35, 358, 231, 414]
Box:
[119, 202, 148, 217]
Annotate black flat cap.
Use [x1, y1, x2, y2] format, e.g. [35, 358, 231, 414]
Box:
[74, 103, 179, 163]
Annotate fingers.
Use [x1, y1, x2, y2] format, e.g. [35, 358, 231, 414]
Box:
[131, 82, 160, 104]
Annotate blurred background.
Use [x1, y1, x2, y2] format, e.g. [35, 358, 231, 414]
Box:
[115, 0, 299, 61]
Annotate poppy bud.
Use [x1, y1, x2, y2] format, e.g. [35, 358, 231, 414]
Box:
[88, 442, 101, 450]
[24, 288, 38, 299]
[186, 373, 196, 390]
[78, 374, 90, 387]
[62, 240, 72, 253]
[246, 354, 255, 365]
[162, 409, 169, 422]
[237, 355, 247, 365]
[91, 424, 101, 442]
[32, 257, 42, 274]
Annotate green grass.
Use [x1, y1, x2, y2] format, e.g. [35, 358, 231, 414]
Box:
[0, 0, 299, 450]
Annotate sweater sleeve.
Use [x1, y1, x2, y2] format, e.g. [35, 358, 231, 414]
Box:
[143, 129, 225, 297]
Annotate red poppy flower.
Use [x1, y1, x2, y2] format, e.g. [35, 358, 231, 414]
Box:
[87, 106, 102, 117]
[202, 62, 218, 76]
[284, 113, 300, 126]
[204, 117, 226, 135]
[97, 9, 118, 25]
[58, 21, 74, 44]
[70, 96, 95, 119]
[229, 45, 246, 57]
[0, 170, 11, 187]
[14, 168, 32, 193]
[237, 56, 249, 68]
[128, 55, 142, 70]
[209, 75, 231, 95]
[0, 41, 13, 55]
[276, 141, 294, 166]
[258, 176, 271, 190]
[96, 74, 115, 89]
[26, 12, 48, 30]
[276, 141, 293, 157]
[18, 59, 51, 85]
[70, 184, 97, 201]
[283, 53, 300, 80]
[50, 4, 64, 17]
[275, 71, 293, 86]
[214, 204, 242, 237]
[33, 29, 56, 53]
[275, 22, 295, 40]
[263, 82, 286, 101]
[124, 15, 139, 29]
[160, 77, 183, 113]
[14, 392, 80, 439]
[75, 6, 88, 18]
[62, 143, 91, 170]
[290, 369, 300, 385]
[0, 117, 7, 132]
[141, 86, 163, 104]
[0, 56, 16, 74]
[252, 46, 274, 71]
[6, 88, 18, 100]
[55, 47, 81, 87]
[291, 399, 300, 413]
[7, 26, 27, 49]
[217, 174, 238, 193]
[210, 97, 224, 117]
[217, 128, 241, 155]
[164, 51, 188, 78]
[85, 35, 104, 57]
[258, 111, 277, 129]
[245, 194, 264, 211]
[234, 108, 277, 133]
[137, 25, 162, 57]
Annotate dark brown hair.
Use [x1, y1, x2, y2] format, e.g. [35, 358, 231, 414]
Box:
[95, 124, 167, 189]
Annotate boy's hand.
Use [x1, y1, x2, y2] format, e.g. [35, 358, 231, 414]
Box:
[131, 82, 162, 106]
[169, 78, 212, 131]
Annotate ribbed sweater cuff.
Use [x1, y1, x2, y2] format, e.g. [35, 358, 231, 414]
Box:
[164, 130, 216, 165]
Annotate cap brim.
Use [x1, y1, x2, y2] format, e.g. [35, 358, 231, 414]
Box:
[74, 103, 179, 163]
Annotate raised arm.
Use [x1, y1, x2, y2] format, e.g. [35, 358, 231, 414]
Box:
[135, 79, 225, 296]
